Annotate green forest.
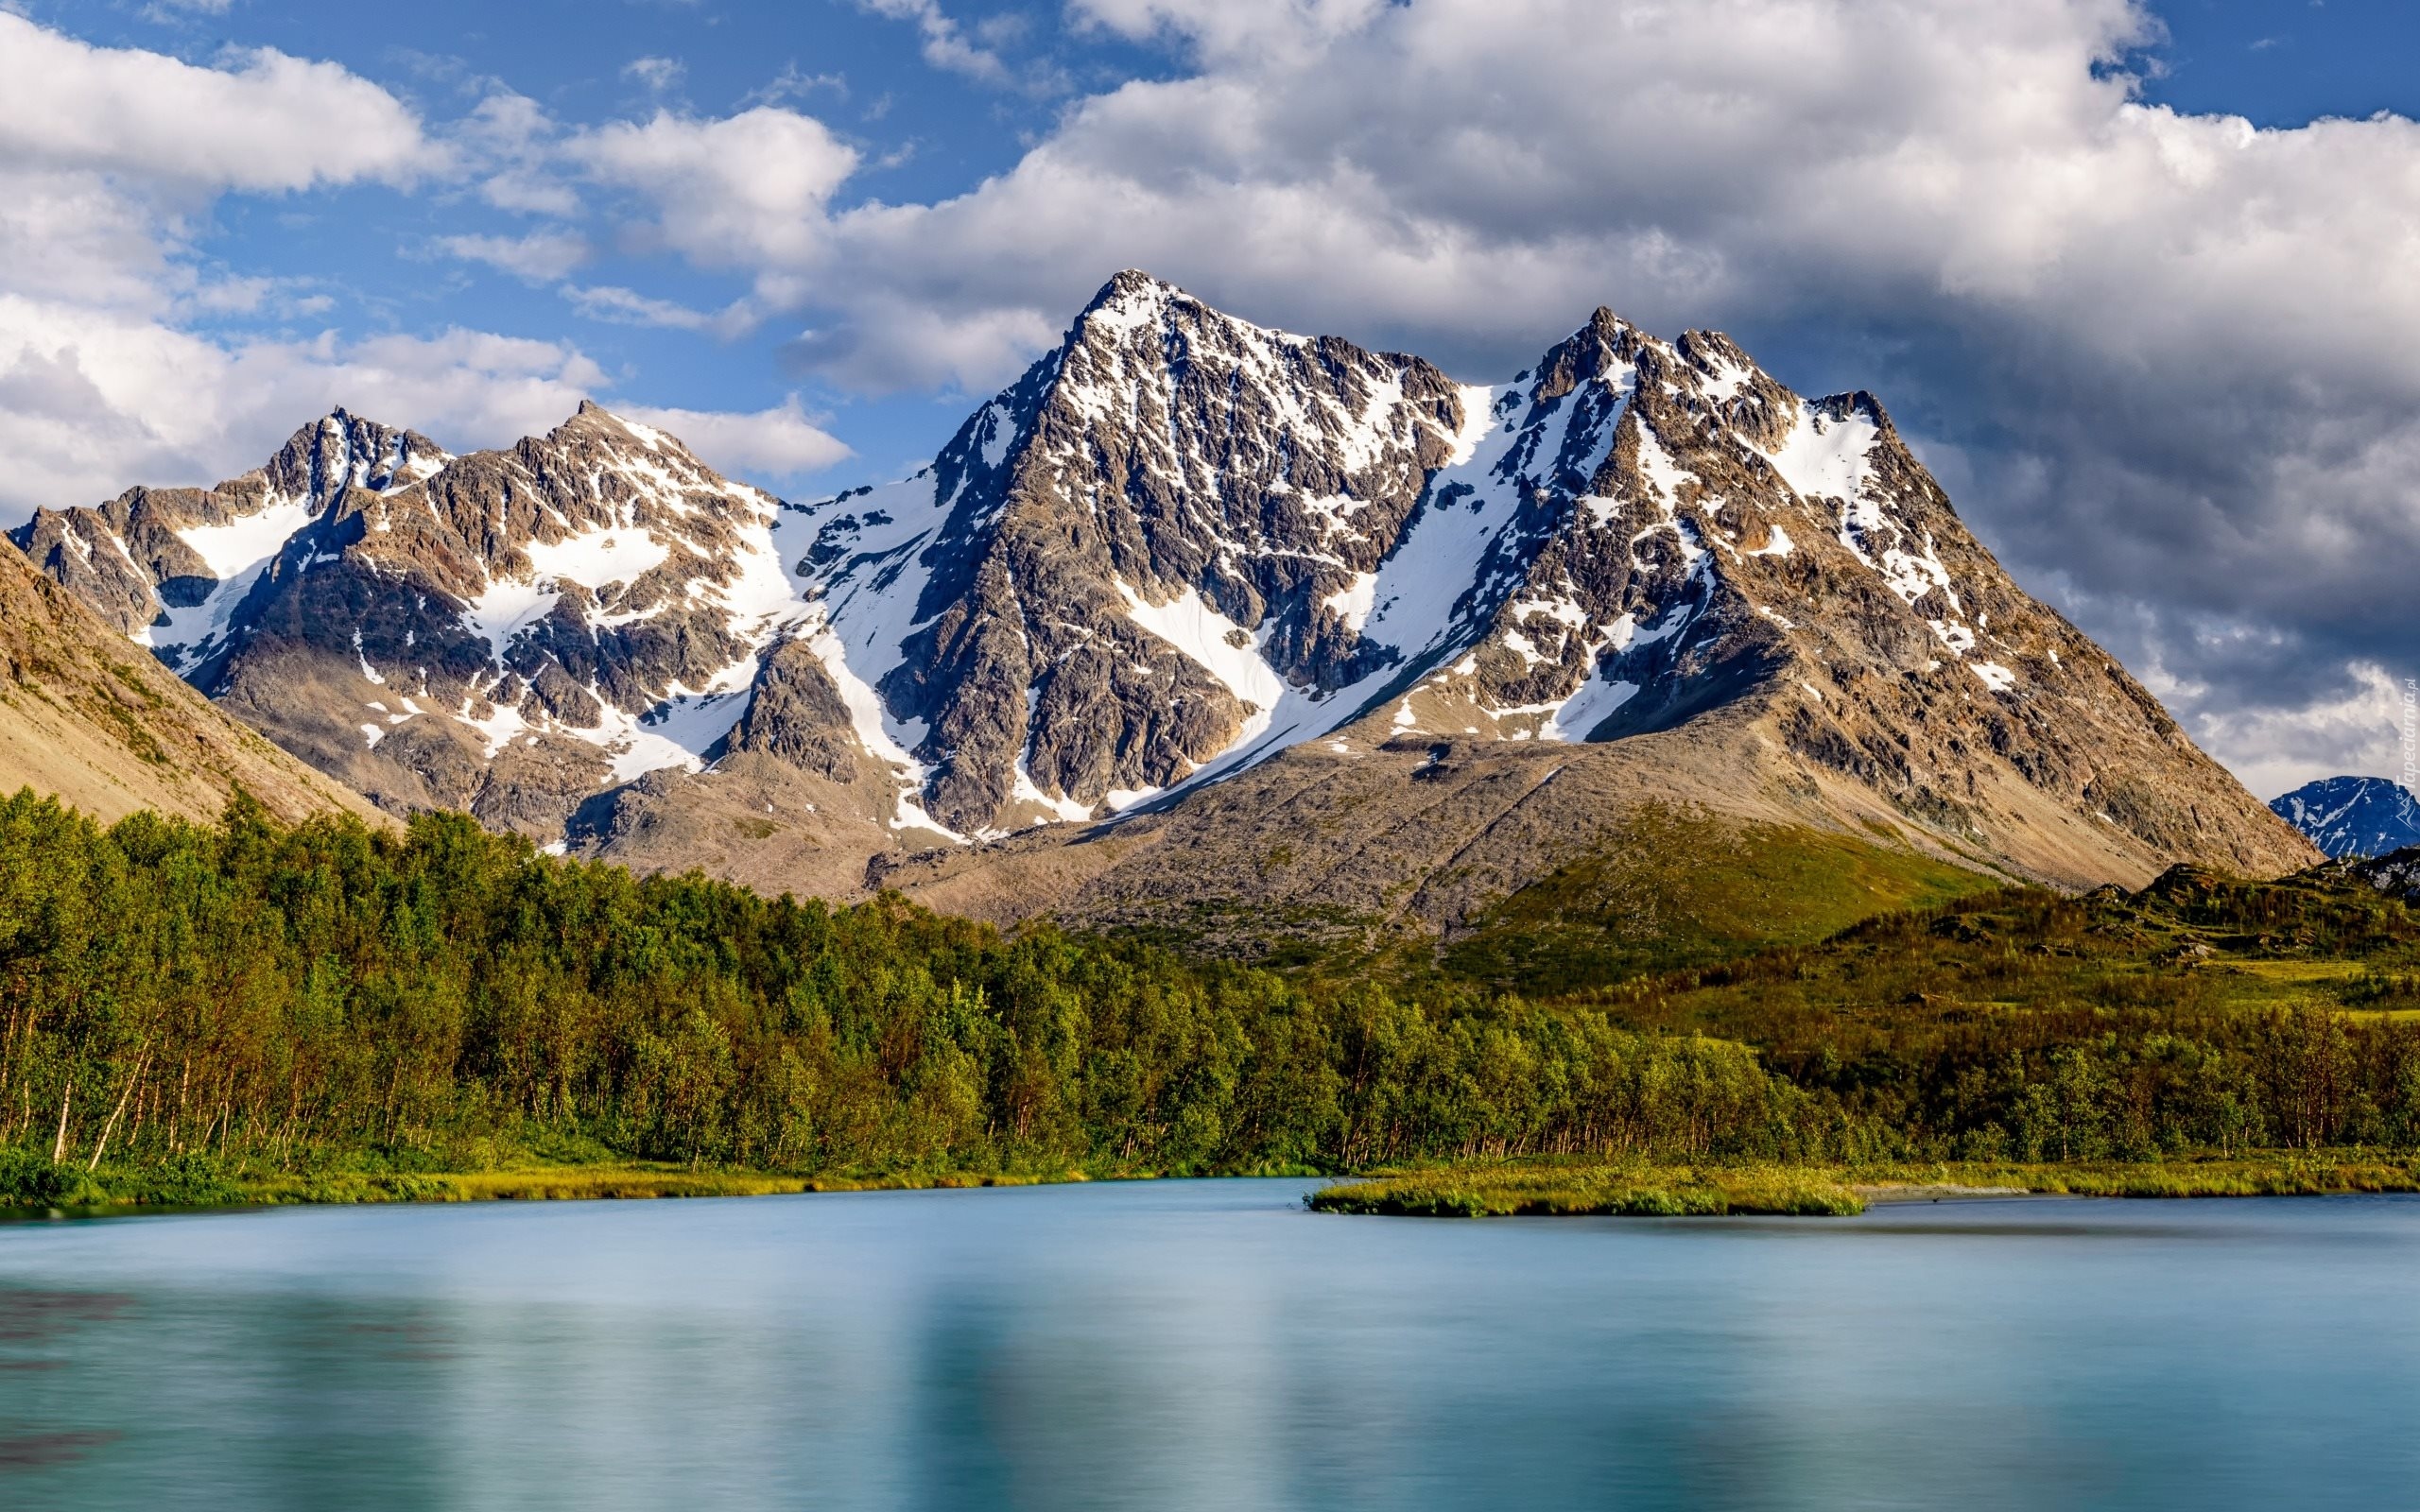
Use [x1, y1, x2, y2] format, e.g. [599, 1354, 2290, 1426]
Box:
[0, 792, 1830, 1206]
[1, 788, 2416, 1210]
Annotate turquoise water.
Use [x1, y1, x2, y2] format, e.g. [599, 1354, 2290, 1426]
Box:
[3, 1180, 2417, 1509]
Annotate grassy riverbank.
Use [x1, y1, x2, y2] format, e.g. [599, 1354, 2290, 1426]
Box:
[240, 1163, 1096, 1205]
[0, 1147, 1135, 1213]
[1306, 1153, 2420, 1218]
[14, 1150, 2420, 1220]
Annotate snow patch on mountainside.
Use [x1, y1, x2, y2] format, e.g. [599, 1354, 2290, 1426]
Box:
[777, 474, 947, 757]
[1354, 388, 1526, 662]
[461, 576, 560, 661]
[177, 499, 319, 581]
[1322, 572, 1378, 631]
[1762, 403, 1877, 507]
[141, 496, 324, 663]
[1634, 425, 1696, 507]
[1972, 661, 2017, 694]
[1117, 581, 1284, 714]
[602, 684, 755, 782]
[1011, 758, 1096, 827]
[525, 526, 669, 586]
[1546, 666, 1639, 742]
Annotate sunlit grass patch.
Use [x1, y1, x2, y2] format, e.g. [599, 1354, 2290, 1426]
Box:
[1308, 1161, 1867, 1218]
[1309, 1152, 2420, 1218]
[230, 1164, 1104, 1206]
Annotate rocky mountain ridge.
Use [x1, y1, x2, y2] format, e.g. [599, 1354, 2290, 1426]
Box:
[2352, 847, 2420, 902]
[14, 402, 837, 843]
[14, 271, 2317, 920]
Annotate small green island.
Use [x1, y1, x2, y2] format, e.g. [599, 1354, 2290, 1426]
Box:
[3, 792, 2416, 1217]
[1307, 1154, 2420, 1218]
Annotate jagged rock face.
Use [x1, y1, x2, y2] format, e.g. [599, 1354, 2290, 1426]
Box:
[1357, 308, 2308, 873]
[2353, 847, 2420, 902]
[18, 269, 2314, 891]
[724, 637, 861, 784]
[11, 412, 447, 639]
[14, 403, 811, 840]
[2273, 777, 2420, 858]
[792, 270, 1469, 833]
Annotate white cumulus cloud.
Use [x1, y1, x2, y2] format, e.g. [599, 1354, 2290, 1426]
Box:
[0, 12, 437, 192]
[0, 297, 609, 513]
[856, 0, 1011, 85]
[562, 284, 757, 339]
[615, 394, 852, 481]
[569, 108, 858, 286]
[437, 231, 592, 283]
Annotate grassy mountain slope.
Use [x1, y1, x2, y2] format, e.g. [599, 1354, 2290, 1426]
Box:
[1624, 856, 2420, 1045]
[0, 542, 383, 827]
[1432, 807, 1996, 993]
[894, 706, 2025, 975]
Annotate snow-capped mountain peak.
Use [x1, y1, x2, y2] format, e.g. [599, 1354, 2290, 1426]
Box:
[780, 270, 1472, 833]
[2272, 776, 2420, 858]
[18, 272, 2314, 891]
[14, 399, 820, 828]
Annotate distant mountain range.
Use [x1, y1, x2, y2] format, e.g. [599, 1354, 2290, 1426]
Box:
[2272, 777, 2420, 858]
[7, 271, 2316, 947]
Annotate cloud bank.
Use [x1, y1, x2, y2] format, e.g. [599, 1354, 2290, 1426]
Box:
[1, 1, 2413, 792]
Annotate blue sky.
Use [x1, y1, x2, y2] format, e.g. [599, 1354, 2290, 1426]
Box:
[27, 0, 1208, 481]
[2144, 0, 2420, 124]
[2, 0, 2417, 793]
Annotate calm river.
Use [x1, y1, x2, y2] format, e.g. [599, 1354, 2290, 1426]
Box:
[2, 1179, 2416, 1509]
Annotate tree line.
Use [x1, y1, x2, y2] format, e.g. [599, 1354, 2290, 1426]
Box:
[0, 793, 1828, 1202]
[4, 791, 2417, 1207]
